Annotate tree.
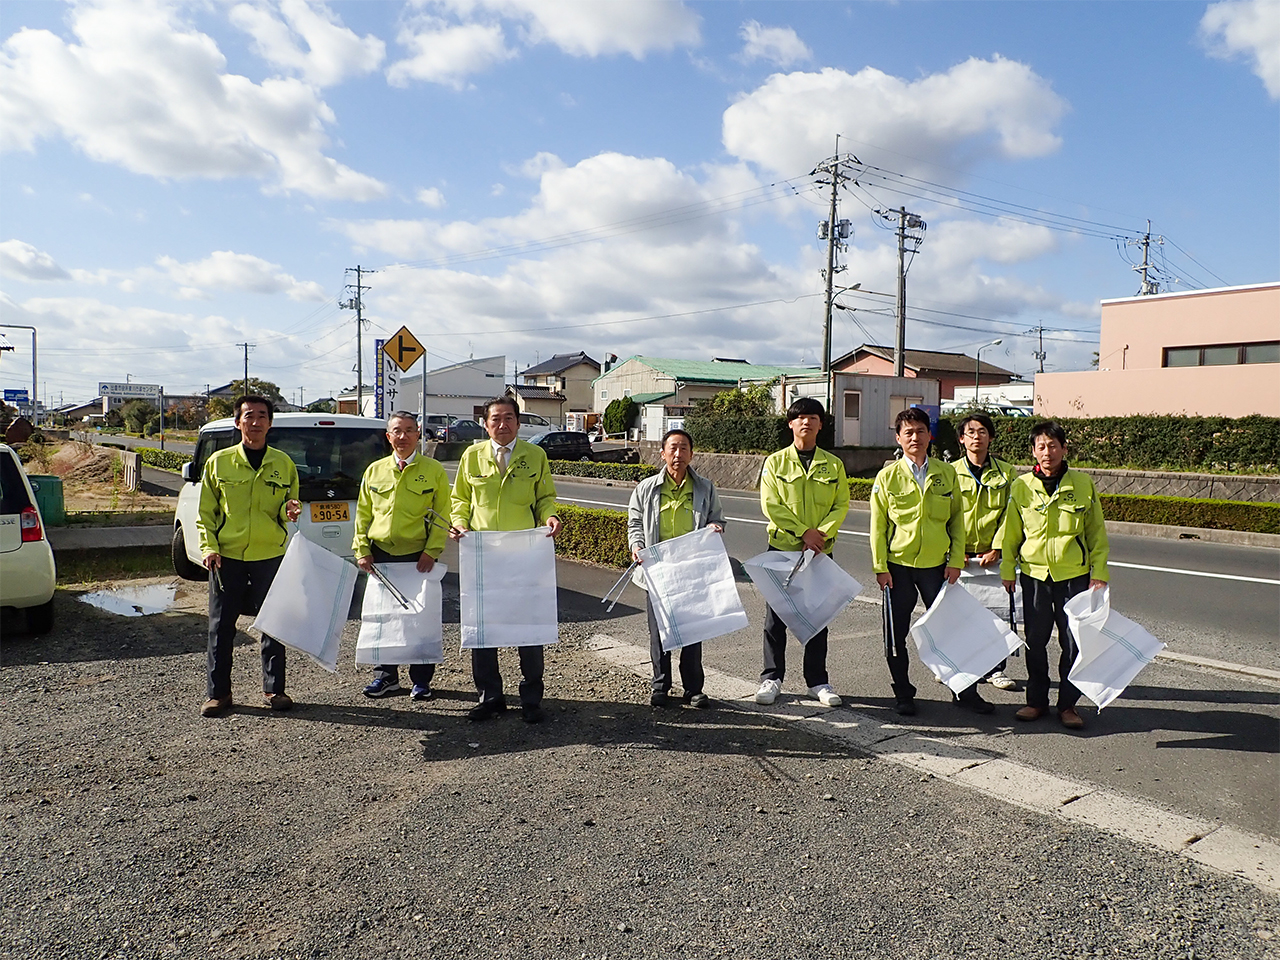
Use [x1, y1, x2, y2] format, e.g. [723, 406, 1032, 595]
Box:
[120, 400, 157, 434]
[306, 399, 335, 413]
[234, 378, 286, 405]
[207, 396, 234, 420]
[603, 397, 638, 435]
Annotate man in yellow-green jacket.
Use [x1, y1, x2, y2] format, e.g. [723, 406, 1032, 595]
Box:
[449, 396, 561, 723]
[354, 411, 451, 703]
[870, 407, 993, 716]
[754, 397, 850, 709]
[197, 396, 301, 718]
[955, 411, 1020, 691]
[1001, 420, 1109, 730]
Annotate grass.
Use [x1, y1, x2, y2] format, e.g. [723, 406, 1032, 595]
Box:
[65, 510, 173, 527]
[56, 546, 176, 584]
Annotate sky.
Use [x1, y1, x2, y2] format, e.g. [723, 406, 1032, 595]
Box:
[1, 0, 1277, 410]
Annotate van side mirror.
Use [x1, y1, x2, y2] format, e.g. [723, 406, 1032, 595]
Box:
[182, 461, 195, 482]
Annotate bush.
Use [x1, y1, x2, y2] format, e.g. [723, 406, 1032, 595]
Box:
[685, 383, 835, 453]
[553, 502, 631, 567]
[549, 460, 658, 482]
[849, 478, 874, 501]
[956, 414, 1280, 473]
[138, 448, 193, 472]
[1100, 494, 1279, 534]
[603, 397, 638, 435]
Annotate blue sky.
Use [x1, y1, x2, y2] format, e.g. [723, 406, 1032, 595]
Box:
[1, 0, 1276, 409]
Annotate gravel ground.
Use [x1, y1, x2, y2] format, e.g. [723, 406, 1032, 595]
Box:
[2, 573, 1278, 960]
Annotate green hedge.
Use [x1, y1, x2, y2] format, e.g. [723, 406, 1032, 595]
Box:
[553, 502, 630, 567]
[549, 460, 658, 482]
[138, 448, 193, 472]
[850, 478, 873, 501]
[1101, 494, 1279, 534]
[943, 414, 1280, 473]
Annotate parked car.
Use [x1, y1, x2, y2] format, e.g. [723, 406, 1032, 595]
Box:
[527, 431, 594, 461]
[0, 442, 56, 633]
[443, 418, 486, 442]
[420, 413, 455, 440]
[172, 413, 391, 581]
[517, 413, 552, 439]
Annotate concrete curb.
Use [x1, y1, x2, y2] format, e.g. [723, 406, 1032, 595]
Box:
[48, 525, 171, 551]
[586, 632, 1280, 895]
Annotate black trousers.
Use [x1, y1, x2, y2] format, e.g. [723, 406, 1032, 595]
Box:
[761, 547, 829, 687]
[885, 562, 982, 703]
[472, 646, 544, 707]
[368, 543, 437, 689]
[647, 594, 704, 694]
[1020, 571, 1089, 711]
[207, 555, 286, 700]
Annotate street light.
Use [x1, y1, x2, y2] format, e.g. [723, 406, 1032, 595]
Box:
[975, 339, 1002, 408]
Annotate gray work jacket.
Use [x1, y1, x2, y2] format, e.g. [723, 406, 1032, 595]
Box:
[626, 466, 727, 590]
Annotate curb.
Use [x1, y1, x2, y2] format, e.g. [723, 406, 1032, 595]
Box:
[585, 632, 1280, 895]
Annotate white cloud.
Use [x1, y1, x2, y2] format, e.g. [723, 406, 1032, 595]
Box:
[1201, 0, 1280, 99]
[386, 0, 700, 87]
[927, 219, 1058, 268]
[229, 0, 385, 87]
[738, 20, 811, 68]
[0, 240, 71, 281]
[417, 187, 446, 208]
[156, 251, 328, 301]
[0, 0, 386, 200]
[723, 58, 1068, 177]
[386, 17, 515, 88]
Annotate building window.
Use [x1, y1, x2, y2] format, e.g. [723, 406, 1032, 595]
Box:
[600, 389, 608, 400]
[623, 388, 632, 397]
[1163, 341, 1279, 367]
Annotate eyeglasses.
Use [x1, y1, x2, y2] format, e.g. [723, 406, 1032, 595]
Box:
[962, 429, 990, 438]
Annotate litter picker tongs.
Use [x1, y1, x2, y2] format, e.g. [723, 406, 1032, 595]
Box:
[363, 561, 411, 609]
[601, 560, 640, 613]
[782, 551, 807, 590]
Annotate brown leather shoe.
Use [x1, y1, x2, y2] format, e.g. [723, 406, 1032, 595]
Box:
[1059, 707, 1085, 729]
[200, 696, 232, 718]
[1015, 705, 1045, 722]
[264, 692, 293, 711]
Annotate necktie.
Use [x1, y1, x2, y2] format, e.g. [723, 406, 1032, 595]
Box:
[397, 459, 407, 472]
[496, 446, 509, 475]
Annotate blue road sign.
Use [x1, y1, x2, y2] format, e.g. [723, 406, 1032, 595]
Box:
[3, 388, 29, 402]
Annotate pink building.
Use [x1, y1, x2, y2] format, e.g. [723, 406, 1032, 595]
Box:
[832, 344, 1016, 400]
[1035, 282, 1279, 418]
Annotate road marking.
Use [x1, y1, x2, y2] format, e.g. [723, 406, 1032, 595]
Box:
[1156, 650, 1280, 683]
[557, 496, 871, 537]
[586, 632, 1280, 894]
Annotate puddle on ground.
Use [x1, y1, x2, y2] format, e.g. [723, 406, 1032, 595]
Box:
[78, 583, 183, 617]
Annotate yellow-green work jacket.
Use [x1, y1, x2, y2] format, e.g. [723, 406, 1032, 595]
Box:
[869, 457, 965, 572]
[1000, 469, 1109, 583]
[353, 454, 451, 559]
[955, 455, 1018, 554]
[451, 439, 558, 532]
[197, 444, 299, 561]
[759, 446, 850, 554]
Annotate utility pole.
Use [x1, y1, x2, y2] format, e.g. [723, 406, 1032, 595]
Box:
[1030, 325, 1047, 374]
[877, 207, 926, 377]
[1128, 220, 1163, 296]
[0, 324, 38, 427]
[299, 386, 304, 410]
[235, 342, 254, 396]
[813, 145, 856, 414]
[341, 266, 375, 415]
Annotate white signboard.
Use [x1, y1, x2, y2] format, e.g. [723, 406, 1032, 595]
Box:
[100, 382, 161, 399]
[381, 351, 400, 416]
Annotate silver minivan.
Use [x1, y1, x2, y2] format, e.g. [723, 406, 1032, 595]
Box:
[173, 413, 390, 580]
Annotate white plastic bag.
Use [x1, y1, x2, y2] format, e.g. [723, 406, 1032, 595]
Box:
[640, 526, 748, 652]
[459, 528, 558, 649]
[355, 562, 447, 666]
[253, 533, 357, 673]
[1065, 585, 1165, 710]
[958, 558, 1023, 623]
[743, 550, 862, 644]
[910, 581, 1022, 693]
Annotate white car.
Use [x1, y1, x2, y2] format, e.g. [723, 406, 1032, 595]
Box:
[173, 413, 391, 581]
[517, 412, 551, 438]
[0, 442, 57, 633]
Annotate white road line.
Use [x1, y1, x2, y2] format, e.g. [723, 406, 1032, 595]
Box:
[558, 497, 1275, 580]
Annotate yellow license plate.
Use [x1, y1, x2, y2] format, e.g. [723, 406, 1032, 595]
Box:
[310, 502, 350, 523]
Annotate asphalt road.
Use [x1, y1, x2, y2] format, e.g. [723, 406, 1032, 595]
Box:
[540, 476, 1280, 839]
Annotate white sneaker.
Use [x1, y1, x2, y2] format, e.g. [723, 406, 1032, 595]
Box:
[987, 671, 1017, 691]
[808, 684, 843, 707]
[755, 679, 782, 705]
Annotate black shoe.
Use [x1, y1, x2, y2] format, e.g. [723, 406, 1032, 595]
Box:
[685, 692, 711, 709]
[650, 690, 670, 708]
[957, 694, 996, 715]
[521, 704, 545, 724]
[468, 699, 507, 722]
[894, 698, 917, 716]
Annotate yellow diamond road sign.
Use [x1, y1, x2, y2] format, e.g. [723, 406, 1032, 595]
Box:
[383, 326, 424, 372]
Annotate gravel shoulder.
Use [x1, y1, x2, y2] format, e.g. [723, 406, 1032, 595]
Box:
[2, 572, 1277, 960]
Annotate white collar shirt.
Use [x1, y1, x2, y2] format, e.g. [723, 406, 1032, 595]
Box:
[908, 456, 930, 490]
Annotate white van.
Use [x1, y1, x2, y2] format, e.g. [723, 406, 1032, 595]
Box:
[517, 412, 551, 438]
[172, 413, 390, 580]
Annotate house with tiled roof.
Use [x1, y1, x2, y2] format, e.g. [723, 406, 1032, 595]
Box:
[591, 356, 819, 412]
[518, 351, 600, 416]
[832, 344, 1016, 400]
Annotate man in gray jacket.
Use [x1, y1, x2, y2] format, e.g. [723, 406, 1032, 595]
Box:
[627, 429, 726, 708]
